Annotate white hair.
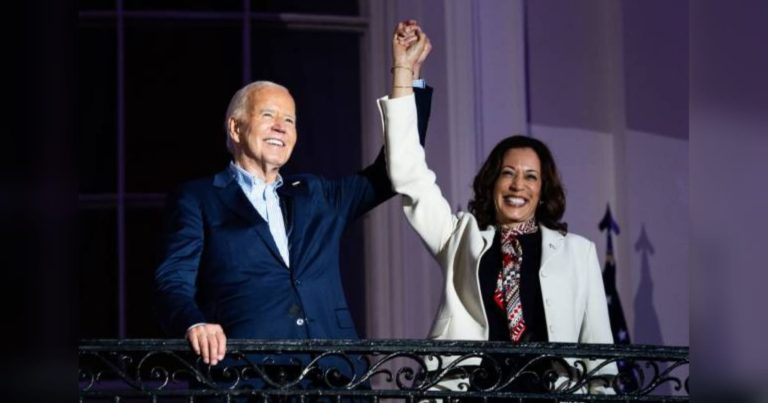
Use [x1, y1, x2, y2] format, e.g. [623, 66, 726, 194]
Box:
[223, 80, 290, 154]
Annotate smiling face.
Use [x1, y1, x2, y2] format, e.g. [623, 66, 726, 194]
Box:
[493, 147, 542, 226]
[229, 85, 297, 182]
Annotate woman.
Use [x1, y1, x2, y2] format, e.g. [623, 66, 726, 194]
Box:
[381, 26, 616, 396]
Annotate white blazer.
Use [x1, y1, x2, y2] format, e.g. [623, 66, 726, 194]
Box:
[378, 94, 617, 393]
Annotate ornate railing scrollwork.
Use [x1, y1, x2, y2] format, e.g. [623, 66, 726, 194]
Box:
[79, 339, 689, 402]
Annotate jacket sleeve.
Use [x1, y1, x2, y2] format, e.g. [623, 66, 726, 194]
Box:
[377, 93, 458, 257]
[153, 186, 208, 337]
[326, 86, 433, 224]
[580, 240, 619, 394]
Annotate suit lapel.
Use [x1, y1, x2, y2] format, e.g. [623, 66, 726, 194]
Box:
[278, 177, 308, 269]
[479, 226, 496, 255]
[540, 226, 565, 272]
[447, 222, 496, 332]
[213, 169, 287, 268]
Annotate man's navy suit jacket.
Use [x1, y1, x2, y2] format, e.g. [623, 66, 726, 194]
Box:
[154, 88, 432, 339]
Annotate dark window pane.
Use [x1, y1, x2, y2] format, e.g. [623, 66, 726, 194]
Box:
[249, 29, 362, 178]
[125, 206, 166, 338]
[79, 208, 118, 338]
[124, 0, 241, 11]
[251, 0, 358, 16]
[78, 20, 117, 193]
[124, 19, 241, 193]
[79, 0, 114, 11]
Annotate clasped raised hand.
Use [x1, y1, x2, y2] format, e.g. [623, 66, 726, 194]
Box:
[392, 19, 431, 77]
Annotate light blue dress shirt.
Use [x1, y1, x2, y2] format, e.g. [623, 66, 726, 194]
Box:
[229, 162, 290, 267]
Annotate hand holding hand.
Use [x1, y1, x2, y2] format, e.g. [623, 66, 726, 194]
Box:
[392, 20, 431, 75]
[186, 323, 227, 366]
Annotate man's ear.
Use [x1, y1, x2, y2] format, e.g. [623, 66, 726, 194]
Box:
[227, 117, 241, 145]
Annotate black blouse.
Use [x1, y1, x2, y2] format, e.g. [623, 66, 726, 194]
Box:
[478, 229, 548, 342]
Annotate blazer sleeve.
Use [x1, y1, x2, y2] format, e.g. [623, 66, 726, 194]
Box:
[324, 86, 433, 224]
[377, 93, 458, 257]
[580, 240, 619, 393]
[153, 186, 208, 336]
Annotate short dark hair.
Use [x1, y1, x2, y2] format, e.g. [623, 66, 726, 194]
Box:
[468, 135, 567, 232]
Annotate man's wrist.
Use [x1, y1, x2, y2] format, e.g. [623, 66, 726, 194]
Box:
[186, 322, 207, 334]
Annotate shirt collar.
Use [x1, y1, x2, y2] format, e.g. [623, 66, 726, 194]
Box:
[228, 161, 283, 195]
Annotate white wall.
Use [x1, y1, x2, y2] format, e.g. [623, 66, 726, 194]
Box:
[623, 130, 689, 346]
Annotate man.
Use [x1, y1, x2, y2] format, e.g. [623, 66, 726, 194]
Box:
[153, 21, 432, 367]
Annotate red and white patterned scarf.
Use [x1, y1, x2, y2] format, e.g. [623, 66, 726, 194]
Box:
[494, 218, 538, 342]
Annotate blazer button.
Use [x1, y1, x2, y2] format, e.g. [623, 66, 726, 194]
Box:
[545, 298, 551, 306]
[296, 318, 305, 326]
[540, 271, 548, 278]
[549, 324, 555, 333]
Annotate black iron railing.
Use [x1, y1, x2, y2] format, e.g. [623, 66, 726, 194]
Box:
[79, 339, 689, 402]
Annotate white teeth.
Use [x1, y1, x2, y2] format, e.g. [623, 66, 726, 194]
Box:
[505, 197, 526, 206]
[265, 139, 284, 147]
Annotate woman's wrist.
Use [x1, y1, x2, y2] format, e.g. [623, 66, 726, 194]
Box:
[392, 65, 414, 88]
[391, 65, 413, 74]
